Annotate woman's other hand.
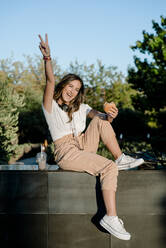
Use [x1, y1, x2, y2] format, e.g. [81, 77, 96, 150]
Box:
[38, 33, 50, 57]
[107, 105, 118, 122]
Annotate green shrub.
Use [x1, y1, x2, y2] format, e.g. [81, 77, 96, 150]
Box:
[0, 82, 24, 163]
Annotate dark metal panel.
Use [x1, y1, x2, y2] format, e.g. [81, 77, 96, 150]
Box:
[0, 172, 48, 213]
[0, 214, 8, 248]
[6, 214, 48, 248]
[48, 171, 97, 214]
[117, 171, 166, 215]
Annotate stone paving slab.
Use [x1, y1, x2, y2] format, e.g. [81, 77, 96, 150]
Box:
[0, 157, 59, 171]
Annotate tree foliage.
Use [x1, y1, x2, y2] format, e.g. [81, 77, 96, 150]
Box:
[127, 16, 166, 152]
[128, 16, 166, 112]
[0, 82, 24, 163]
[0, 55, 62, 92]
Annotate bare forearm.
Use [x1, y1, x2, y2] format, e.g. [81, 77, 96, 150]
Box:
[88, 109, 107, 119]
[44, 60, 55, 84]
[43, 59, 55, 110]
[97, 112, 113, 122]
[88, 109, 113, 122]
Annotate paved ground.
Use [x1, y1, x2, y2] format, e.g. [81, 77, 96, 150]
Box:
[18, 157, 37, 165]
[18, 157, 59, 170]
[0, 157, 59, 171]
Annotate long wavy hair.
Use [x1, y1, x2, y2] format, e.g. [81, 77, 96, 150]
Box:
[54, 73, 84, 121]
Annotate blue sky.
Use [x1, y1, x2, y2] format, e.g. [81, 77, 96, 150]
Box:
[1, 0, 166, 75]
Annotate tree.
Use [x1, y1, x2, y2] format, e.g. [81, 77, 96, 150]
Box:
[0, 82, 24, 163]
[0, 55, 62, 92]
[128, 16, 166, 112]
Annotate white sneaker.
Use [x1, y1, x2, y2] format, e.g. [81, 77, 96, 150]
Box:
[115, 153, 144, 171]
[100, 215, 131, 240]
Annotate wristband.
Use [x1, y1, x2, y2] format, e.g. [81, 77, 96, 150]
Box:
[43, 56, 51, 61]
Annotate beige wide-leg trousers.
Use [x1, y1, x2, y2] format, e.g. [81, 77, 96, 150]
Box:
[54, 116, 118, 191]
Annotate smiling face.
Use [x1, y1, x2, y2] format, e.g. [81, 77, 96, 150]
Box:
[60, 80, 82, 104]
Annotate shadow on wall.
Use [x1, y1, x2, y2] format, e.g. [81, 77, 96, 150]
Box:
[91, 176, 108, 234]
[0, 172, 48, 248]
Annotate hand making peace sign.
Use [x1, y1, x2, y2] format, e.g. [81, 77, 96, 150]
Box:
[38, 33, 51, 58]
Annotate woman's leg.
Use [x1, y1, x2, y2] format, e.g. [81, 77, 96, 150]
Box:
[55, 135, 130, 240]
[99, 161, 118, 217]
[82, 115, 122, 159]
[83, 116, 144, 169]
[102, 189, 117, 216]
[58, 148, 130, 240]
[55, 135, 119, 217]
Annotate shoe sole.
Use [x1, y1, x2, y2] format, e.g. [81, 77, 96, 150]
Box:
[100, 219, 131, 240]
[118, 158, 144, 171]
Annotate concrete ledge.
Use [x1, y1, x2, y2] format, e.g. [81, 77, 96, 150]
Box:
[117, 170, 166, 215]
[0, 164, 59, 170]
[0, 170, 165, 248]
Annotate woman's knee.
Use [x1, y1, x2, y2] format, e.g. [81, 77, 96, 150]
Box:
[92, 115, 110, 128]
[104, 162, 118, 177]
[92, 115, 101, 123]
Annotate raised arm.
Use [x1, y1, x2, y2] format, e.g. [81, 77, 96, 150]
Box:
[38, 34, 55, 113]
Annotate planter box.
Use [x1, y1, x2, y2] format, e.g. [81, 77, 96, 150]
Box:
[0, 169, 165, 248]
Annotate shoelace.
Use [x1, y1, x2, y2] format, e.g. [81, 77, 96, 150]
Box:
[118, 218, 124, 226]
[121, 155, 135, 162]
[113, 218, 128, 232]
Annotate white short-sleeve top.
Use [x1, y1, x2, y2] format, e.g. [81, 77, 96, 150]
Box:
[42, 100, 92, 141]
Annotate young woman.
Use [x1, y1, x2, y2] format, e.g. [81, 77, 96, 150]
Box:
[38, 34, 144, 241]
